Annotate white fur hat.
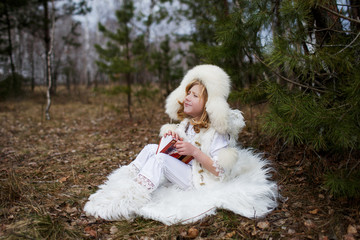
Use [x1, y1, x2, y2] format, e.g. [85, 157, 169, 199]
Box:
[165, 64, 232, 134]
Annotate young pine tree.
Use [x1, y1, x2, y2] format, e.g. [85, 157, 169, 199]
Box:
[149, 35, 183, 96]
[261, 0, 360, 197]
[95, 0, 138, 119]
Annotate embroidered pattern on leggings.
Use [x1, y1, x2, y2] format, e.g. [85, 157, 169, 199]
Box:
[136, 174, 155, 190]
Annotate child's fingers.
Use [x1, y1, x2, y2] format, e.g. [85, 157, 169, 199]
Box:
[165, 131, 182, 141]
[173, 133, 179, 141]
[175, 141, 184, 149]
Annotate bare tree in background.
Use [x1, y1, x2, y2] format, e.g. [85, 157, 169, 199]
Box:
[45, 0, 55, 120]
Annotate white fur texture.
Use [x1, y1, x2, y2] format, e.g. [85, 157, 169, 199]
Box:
[159, 123, 178, 137]
[83, 149, 278, 225]
[165, 64, 231, 134]
[84, 166, 151, 221]
[217, 147, 238, 174]
[227, 109, 245, 146]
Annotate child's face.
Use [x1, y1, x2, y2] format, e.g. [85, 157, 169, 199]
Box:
[184, 84, 205, 120]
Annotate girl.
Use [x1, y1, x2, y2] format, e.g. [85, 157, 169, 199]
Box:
[84, 64, 278, 225]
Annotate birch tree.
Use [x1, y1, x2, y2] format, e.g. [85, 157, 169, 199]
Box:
[45, 0, 55, 120]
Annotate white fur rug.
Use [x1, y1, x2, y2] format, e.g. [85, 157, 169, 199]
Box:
[84, 148, 278, 225]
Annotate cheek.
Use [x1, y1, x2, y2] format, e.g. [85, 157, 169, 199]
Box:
[196, 100, 205, 112]
[199, 99, 205, 109]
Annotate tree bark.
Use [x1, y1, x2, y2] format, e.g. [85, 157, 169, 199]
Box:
[29, 41, 35, 92]
[350, 0, 360, 31]
[43, 0, 51, 89]
[313, 1, 343, 47]
[45, 0, 55, 120]
[223, 0, 229, 16]
[4, 3, 16, 92]
[125, 24, 132, 120]
[87, 70, 91, 88]
[272, 0, 285, 85]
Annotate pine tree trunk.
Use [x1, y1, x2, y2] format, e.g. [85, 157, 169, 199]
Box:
[125, 23, 132, 120]
[52, 71, 57, 94]
[350, 0, 360, 31]
[4, 3, 16, 92]
[312, 0, 343, 47]
[94, 71, 98, 88]
[126, 72, 132, 119]
[87, 70, 91, 88]
[272, 0, 285, 86]
[30, 42, 35, 92]
[223, 0, 229, 16]
[66, 72, 70, 92]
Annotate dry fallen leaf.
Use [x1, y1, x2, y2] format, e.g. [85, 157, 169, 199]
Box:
[187, 227, 199, 239]
[84, 226, 97, 237]
[110, 225, 118, 235]
[179, 230, 187, 237]
[343, 234, 355, 240]
[274, 219, 286, 226]
[59, 176, 69, 183]
[347, 225, 357, 235]
[304, 219, 315, 228]
[288, 229, 296, 234]
[65, 206, 77, 214]
[226, 231, 236, 238]
[257, 221, 270, 229]
[309, 209, 319, 214]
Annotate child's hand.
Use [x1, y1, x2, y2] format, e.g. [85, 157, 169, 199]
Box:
[175, 141, 198, 156]
[164, 131, 183, 141]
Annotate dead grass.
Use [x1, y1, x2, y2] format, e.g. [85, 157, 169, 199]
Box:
[0, 86, 359, 239]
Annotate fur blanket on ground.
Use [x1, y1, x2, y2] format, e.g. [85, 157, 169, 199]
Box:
[84, 148, 278, 225]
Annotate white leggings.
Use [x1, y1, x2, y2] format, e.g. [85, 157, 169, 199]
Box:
[131, 144, 193, 190]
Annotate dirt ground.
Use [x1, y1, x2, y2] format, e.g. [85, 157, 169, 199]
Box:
[0, 87, 359, 239]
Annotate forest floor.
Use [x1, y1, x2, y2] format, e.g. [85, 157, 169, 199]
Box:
[0, 86, 359, 240]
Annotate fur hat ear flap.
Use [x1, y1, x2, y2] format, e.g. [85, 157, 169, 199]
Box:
[165, 87, 184, 121]
[206, 97, 230, 134]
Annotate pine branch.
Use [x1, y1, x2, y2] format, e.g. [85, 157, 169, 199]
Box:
[318, 4, 360, 25]
[252, 53, 327, 93]
[335, 31, 360, 55]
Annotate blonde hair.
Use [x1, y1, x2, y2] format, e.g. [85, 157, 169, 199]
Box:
[177, 79, 210, 133]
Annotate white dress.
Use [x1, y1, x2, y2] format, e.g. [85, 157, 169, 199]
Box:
[131, 124, 229, 191]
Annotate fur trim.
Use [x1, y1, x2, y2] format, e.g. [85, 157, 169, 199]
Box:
[84, 166, 151, 220]
[217, 147, 238, 174]
[159, 123, 178, 137]
[165, 64, 231, 134]
[228, 109, 246, 146]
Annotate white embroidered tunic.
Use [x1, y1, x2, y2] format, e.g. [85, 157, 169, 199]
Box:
[185, 124, 228, 181]
[131, 122, 229, 191]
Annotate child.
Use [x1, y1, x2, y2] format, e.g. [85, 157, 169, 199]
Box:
[84, 64, 278, 225]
